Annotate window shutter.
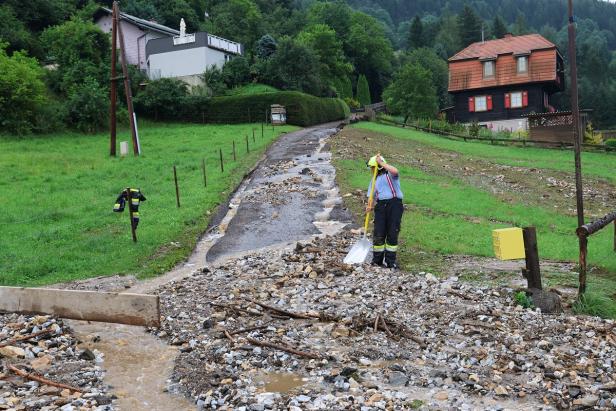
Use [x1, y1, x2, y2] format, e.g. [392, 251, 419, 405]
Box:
[504, 93, 511, 109]
[468, 97, 475, 112]
[487, 95, 493, 111]
[522, 91, 529, 107]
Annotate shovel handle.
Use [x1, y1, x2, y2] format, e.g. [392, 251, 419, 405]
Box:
[363, 165, 378, 236]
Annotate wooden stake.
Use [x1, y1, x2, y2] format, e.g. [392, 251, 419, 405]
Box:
[233, 140, 236, 161]
[522, 227, 542, 289]
[261, 121, 264, 138]
[202, 158, 207, 187]
[173, 166, 180, 208]
[219, 148, 224, 173]
[252, 128, 255, 142]
[127, 189, 137, 242]
[246, 135, 249, 153]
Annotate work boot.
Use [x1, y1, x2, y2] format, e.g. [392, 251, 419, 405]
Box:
[371, 251, 384, 267]
[384, 251, 398, 269]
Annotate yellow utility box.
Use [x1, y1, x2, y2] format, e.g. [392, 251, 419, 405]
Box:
[492, 227, 525, 260]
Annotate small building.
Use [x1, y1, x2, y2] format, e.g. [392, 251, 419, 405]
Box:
[270, 105, 287, 125]
[447, 34, 565, 131]
[94, 8, 179, 71]
[146, 30, 243, 86]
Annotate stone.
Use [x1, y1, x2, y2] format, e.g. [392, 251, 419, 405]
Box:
[573, 395, 599, 407]
[331, 326, 350, 338]
[387, 371, 407, 386]
[0, 346, 25, 358]
[30, 355, 53, 371]
[78, 349, 96, 361]
[433, 391, 449, 401]
[494, 385, 508, 396]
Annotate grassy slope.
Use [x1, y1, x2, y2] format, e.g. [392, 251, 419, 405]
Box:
[356, 122, 616, 184]
[333, 122, 616, 317]
[0, 123, 297, 286]
[225, 84, 279, 96]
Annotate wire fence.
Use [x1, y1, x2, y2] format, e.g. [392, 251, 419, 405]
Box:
[376, 117, 616, 153]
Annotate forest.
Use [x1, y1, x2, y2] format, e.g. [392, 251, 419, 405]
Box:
[1, 0, 616, 134]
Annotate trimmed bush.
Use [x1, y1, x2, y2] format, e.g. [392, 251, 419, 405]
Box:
[148, 91, 349, 127]
[605, 138, 616, 148]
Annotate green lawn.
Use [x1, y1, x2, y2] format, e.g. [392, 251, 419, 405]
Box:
[225, 83, 279, 96]
[0, 122, 297, 286]
[332, 122, 616, 317]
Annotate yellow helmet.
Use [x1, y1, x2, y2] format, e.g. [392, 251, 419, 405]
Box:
[367, 155, 386, 169]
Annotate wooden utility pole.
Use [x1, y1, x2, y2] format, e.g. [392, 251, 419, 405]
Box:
[522, 227, 542, 290]
[109, 2, 139, 156]
[568, 0, 586, 294]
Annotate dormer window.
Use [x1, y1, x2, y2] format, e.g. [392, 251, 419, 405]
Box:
[517, 55, 528, 73]
[483, 60, 495, 78]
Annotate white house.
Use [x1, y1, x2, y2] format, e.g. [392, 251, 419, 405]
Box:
[94, 8, 179, 71]
[146, 30, 243, 86]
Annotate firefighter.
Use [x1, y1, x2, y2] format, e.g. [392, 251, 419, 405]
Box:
[366, 154, 404, 269]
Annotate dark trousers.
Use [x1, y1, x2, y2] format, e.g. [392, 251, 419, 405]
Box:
[372, 198, 404, 267]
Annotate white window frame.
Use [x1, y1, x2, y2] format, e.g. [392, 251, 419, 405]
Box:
[517, 56, 528, 73]
[483, 60, 495, 78]
[474, 95, 488, 112]
[510, 91, 523, 108]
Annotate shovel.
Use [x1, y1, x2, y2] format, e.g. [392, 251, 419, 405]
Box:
[344, 165, 378, 264]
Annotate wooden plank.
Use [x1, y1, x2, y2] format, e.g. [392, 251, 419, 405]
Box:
[0, 287, 160, 327]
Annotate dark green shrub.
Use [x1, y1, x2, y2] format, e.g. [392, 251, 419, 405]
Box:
[134, 78, 188, 121]
[182, 91, 348, 127]
[201, 66, 227, 96]
[66, 77, 108, 133]
[605, 138, 616, 148]
[222, 57, 251, 88]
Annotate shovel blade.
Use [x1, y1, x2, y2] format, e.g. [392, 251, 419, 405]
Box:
[343, 238, 372, 264]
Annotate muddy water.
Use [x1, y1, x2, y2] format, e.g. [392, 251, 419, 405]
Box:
[72, 321, 194, 410]
[256, 372, 306, 393]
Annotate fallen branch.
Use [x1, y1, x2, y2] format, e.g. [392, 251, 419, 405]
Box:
[245, 298, 319, 320]
[224, 330, 235, 343]
[8, 365, 82, 393]
[373, 314, 380, 333]
[229, 324, 271, 336]
[447, 290, 476, 301]
[210, 302, 261, 317]
[380, 316, 393, 338]
[0, 329, 54, 348]
[245, 337, 321, 359]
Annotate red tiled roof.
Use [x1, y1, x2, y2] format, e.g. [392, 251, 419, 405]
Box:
[449, 34, 556, 62]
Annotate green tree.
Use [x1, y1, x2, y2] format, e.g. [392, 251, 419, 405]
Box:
[0, 44, 47, 134]
[404, 48, 450, 109]
[206, 0, 263, 55]
[408, 15, 424, 49]
[297, 24, 352, 87]
[307, 1, 353, 40]
[383, 63, 437, 122]
[492, 15, 508, 39]
[333, 76, 353, 99]
[222, 56, 251, 87]
[356, 74, 371, 106]
[434, 14, 460, 58]
[457, 5, 482, 47]
[256, 34, 277, 59]
[151, 0, 200, 31]
[124, 0, 162, 22]
[201, 65, 227, 96]
[263, 36, 321, 95]
[0, 5, 39, 58]
[512, 12, 528, 35]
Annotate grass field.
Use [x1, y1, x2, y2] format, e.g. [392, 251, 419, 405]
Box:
[332, 122, 616, 317]
[0, 122, 297, 286]
[225, 83, 279, 96]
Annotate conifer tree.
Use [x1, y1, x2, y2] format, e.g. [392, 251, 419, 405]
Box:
[492, 15, 508, 39]
[457, 5, 482, 47]
[408, 15, 424, 49]
[356, 74, 371, 106]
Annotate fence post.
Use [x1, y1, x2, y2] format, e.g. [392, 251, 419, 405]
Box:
[219, 148, 224, 173]
[261, 121, 264, 138]
[206, 158, 207, 187]
[246, 135, 249, 153]
[173, 165, 180, 208]
[252, 128, 255, 143]
[232, 140, 236, 161]
[522, 227, 542, 290]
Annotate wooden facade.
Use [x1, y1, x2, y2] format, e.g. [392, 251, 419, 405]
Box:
[447, 34, 565, 127]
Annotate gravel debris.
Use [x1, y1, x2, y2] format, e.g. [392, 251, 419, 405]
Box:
[0, 313, 114, 410]
[154, 233, 616, 410]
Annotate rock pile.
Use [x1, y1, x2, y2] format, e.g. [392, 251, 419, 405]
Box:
[0, 313, 114, 410]
[155, 234, 616, 410]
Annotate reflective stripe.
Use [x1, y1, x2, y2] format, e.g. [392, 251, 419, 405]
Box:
[132, 212, 140, 217]
[114, 204, 121, 209]
[385, 244, 398, 252]
[385, 174, 397, 199]
[130, 188, 139, 192]
[373, 245, 385, 252]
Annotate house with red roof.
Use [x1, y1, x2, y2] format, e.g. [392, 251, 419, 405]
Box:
[447, 33, 565, 131]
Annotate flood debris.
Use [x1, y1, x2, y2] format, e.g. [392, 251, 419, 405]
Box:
[154, 233, 616, 410]
[0, 313, 114, 410]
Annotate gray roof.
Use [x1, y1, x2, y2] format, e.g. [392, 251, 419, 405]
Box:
[96, 7, 179, 36]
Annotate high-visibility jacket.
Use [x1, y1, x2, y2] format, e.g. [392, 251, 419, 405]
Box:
[113, 188, 146, 227]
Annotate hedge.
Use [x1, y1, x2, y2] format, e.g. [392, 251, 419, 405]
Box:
[136, 91, 349, 127]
